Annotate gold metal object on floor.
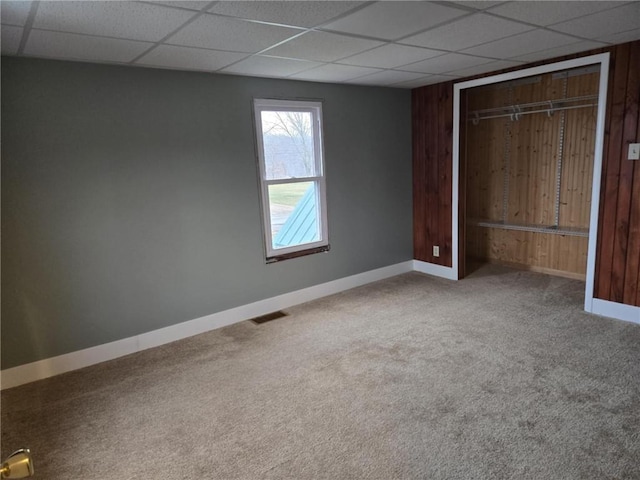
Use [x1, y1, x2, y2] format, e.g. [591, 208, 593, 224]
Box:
[0, 449, 34, 478]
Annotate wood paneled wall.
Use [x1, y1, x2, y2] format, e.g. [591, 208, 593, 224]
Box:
[413, 82, 452, 264]
[412, 40, 640, 307]
[596, 43, 640, 305]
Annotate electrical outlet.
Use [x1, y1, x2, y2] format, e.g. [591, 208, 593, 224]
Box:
[433, 246, 440, 257]
[629, 143, 640, 160]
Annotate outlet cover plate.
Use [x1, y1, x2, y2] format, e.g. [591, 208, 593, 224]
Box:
[629, 143, 640, 160]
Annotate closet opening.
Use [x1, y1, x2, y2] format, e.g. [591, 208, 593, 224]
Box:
[452, 53, 610, 311]
[464, 65, 599, 280]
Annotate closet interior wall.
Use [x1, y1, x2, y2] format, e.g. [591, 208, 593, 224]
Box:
[464, 69, 599, 280]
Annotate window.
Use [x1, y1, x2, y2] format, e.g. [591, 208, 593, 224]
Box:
[253, 99, 328, 262]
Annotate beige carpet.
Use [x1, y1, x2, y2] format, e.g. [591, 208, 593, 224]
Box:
[2, 265, 639, 479]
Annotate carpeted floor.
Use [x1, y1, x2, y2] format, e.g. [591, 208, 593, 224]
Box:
[2, 265, 639, 479]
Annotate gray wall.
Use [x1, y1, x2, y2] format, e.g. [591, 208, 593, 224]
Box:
[1, 57, 412, 369]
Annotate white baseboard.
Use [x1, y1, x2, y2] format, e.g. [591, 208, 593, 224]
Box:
[412, 260, 458, 280]
[5, 260, 637, 390]
[591, 298, 640, 325]
[1, 261, 414, 390]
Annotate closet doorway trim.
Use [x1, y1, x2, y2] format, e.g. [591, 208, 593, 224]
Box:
[452, 53, 610, 314]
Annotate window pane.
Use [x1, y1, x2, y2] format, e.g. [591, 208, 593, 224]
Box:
[268, 181, 320, 249]
[261, 111, 317, 180]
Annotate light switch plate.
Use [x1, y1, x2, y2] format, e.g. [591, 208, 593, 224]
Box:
[629, 143, 640, 160]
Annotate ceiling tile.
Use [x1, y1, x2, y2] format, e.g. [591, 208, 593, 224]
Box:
[392, 74, 458, 89]
[1, 1, 31, 26]
[448, 2, 505, 10]
[33, 1, 196, 42]
[596, 28, 640, 46]
[1, 25, 22, 54]
[6, 1, 638, 89]
[141, 1, 211, 11]
[487, 1, 625, 27]
[388, 77, 430, 89]
[401, 13, 533, 51]
[550, 3, 640, 39]
[167, 13, 301, 53]
[263, 31, 383, 63]
[338, 44, 443, 69]
[462, 29, 579, 59]
[401, 53, 491, 74]
[449, 59, 524, 78]
[222, 55, 322, 77]
[136, 44, 247, 71]
[424, 75, 458, 85]
[416, 74, 461, 86]
[321, 1, 468, 41]
[509, 40, 608, 63]
[24, 29, 153, 63]
[291, 64, 381, 82]
[346, 69, 428, 86]
[209, 1, 365, 28]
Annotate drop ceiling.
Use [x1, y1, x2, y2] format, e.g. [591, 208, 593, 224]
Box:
[1, 1, 639, 89]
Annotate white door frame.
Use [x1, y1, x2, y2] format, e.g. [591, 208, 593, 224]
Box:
[451, 53, 610, 314]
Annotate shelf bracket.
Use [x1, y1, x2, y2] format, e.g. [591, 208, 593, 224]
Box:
[547, 100, 555, 118]
[510, 105, 521, 121]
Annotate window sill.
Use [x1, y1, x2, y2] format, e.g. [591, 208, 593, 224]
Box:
[266, 244, 330, 264]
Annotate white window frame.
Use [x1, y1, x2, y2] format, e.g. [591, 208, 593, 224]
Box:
[253, 98, 329, 261]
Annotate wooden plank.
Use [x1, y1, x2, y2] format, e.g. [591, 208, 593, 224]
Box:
[622, 44, 640, 305]
[506, 74, 560, 227]
[560, 72, 598, 229]
[636, 89, 640, 306]
[413, 83, 453, 265]
[610, 66, 637, 302]
[466, 82, 511, 224]
[413, 88, 429, 260]
[412, 88, 424, 259]
[412, 82, 455, 267]
[459, 90, 468, 277]
[466, 81, 510, 110]
[426, 86, 440, 264]
[627, 154, 640, 306]
[465, 116, 505, 221]
[565, 71, 600, 97]
[438, 82, 453, 267]
[508, 113, 529, 224]
[595, 43, 630, 299]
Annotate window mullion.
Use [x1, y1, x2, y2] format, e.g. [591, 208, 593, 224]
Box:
[265, 177, 323, 186]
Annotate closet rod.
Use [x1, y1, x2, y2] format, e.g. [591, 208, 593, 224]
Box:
[468, 102, 597, 123]
[469, 94, 597, 116]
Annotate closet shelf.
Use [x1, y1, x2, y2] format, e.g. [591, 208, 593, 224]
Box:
[468, 219, 589, 237]
[467, 94, 598, 123]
